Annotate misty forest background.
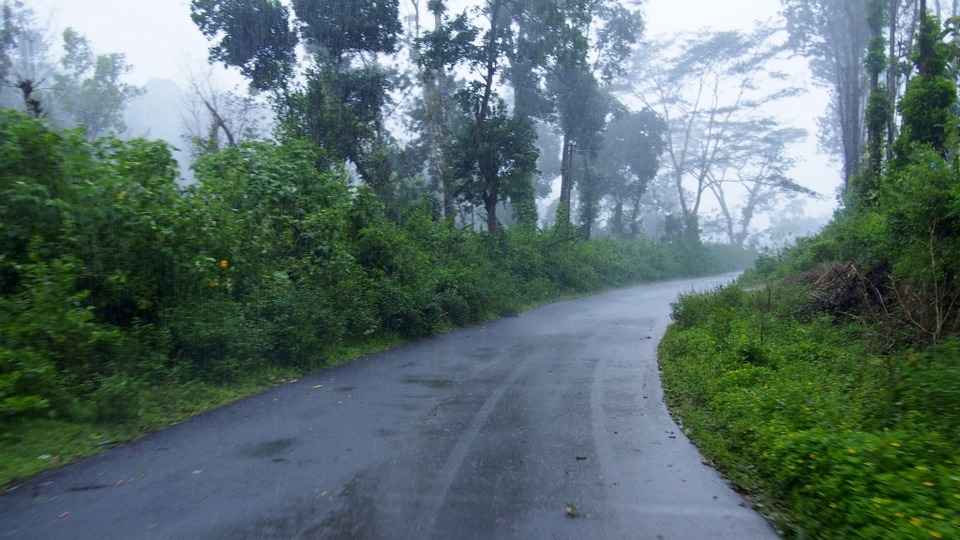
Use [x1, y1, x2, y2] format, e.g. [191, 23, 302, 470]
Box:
[0, 0, 803, 443]
[2, 0, 960, 537]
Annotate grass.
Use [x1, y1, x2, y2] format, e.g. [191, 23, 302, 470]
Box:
[0, 290, 607, 488]
[0, 271, 746, 489]
[0, 336, 404, 488]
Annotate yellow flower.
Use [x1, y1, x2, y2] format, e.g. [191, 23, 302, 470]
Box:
[923, 481, 935, 487]
[929, 531, 942, 539]
[218, 259, 230, 271]
[809, 453, 817, 459]
[895, 512, 905, 518]
[890, 442, 901, 448]
[911, 517, 923, 527]
[847, 448, 857, 454]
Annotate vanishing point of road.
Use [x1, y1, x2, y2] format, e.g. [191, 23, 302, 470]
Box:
[0, 274, 777, 539]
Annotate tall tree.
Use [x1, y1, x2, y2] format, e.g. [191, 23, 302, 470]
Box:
[634, 27, 800, 245]
[551, 53, 609, 237]
[705, 122, 815, 246]
[412, 0, 457, 221]
[419, 0, 539, 233]
[549, 0, 644, 237]
[0, 1, 15, 85]
[896, 7, 956, 157]
[595, 108, 667, 237]
[192, 0, 404, 190]
[191, 0, 299, 92]
[887, 0, 900, 161]
[863, 0, 890, 197]
[0, 1, 56, 117]
[504, 0, 563, 227]
[183, 72, 267, 155]
[51, 29, 143, 140]
[782, 0, 872, 192]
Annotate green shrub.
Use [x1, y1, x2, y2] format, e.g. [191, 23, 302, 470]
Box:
[661, 285, 960, 539]
[0, 110, 753, 435]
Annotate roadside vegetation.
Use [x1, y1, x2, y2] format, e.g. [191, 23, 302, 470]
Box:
[660, 5, 960, 538]
[0, 110, 752, 485]
[0, 0, 802, 487]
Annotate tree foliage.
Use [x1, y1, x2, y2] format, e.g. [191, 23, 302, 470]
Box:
[782, 0, 872, 187]
[293, 0, 402, 62]
[0, 110, 748, 430]
[190, 0, 299, 92]
[51, 29, 143, 140]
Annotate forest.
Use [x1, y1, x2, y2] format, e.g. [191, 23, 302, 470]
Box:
[1, 0, 957, 537]
[0, 0, 769, 485]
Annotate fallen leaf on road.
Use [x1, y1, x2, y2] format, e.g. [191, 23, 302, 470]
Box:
[565, 504, 579, 518]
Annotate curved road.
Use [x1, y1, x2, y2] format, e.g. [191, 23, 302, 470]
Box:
[0, 274, 776, 540]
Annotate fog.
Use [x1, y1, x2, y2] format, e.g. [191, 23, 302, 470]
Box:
[23, 0, 839, 244]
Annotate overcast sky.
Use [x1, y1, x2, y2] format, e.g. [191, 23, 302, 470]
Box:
[29, 0, 839, 218]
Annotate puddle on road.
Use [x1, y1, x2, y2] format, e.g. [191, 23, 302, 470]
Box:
[401, 376, 455, 389]
[239, 438, 298, 458]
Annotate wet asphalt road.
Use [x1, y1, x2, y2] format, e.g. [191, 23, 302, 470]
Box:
[0, 274, 777, 540]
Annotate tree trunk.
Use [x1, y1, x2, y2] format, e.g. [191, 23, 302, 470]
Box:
[556, 136, 574, 233]
[17, 80, 43, 118]
[508, 6, 539, 227]
[888, 0, 900, 160]
[628, 196, 643, 237]
[579, 154, 594, 240]
[484, 192, 498, 234]
[611, 197, 625, 237]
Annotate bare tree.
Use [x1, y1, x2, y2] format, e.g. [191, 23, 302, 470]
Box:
[1, 1, 56, 116]
[705, 123, 816, 246]
[182, 70, 267, 155]
[633, 27, 802, 243]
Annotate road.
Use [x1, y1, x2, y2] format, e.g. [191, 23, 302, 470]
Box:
[0, 274, 776, 540]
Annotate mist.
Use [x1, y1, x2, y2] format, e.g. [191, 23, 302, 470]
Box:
[16, 0, 840, 247]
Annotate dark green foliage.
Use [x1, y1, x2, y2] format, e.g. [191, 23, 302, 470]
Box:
[0, 111, 750, 437]
[596, 109, 668, 237]
[278, 65, 391, 175]
[447, 94, 539, 230]
[896, 75, 957, 155]
[666, 12, 960, 536]
[896, 13, 957, 159]
[860, 0, 888, 194]
[292, 0, 402, 61]
[190, 0, 298, 91]
[661, 286, 960, 539]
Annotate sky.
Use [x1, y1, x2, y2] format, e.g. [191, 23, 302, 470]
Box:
[28, 0, 840, 219]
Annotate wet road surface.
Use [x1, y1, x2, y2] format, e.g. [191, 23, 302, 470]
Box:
[0, 274, 777, 539]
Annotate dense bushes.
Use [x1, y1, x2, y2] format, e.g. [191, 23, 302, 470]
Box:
[0, 110, 748, 435]
[664, 130, 960, 538]
[660, 286, 960, 539]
